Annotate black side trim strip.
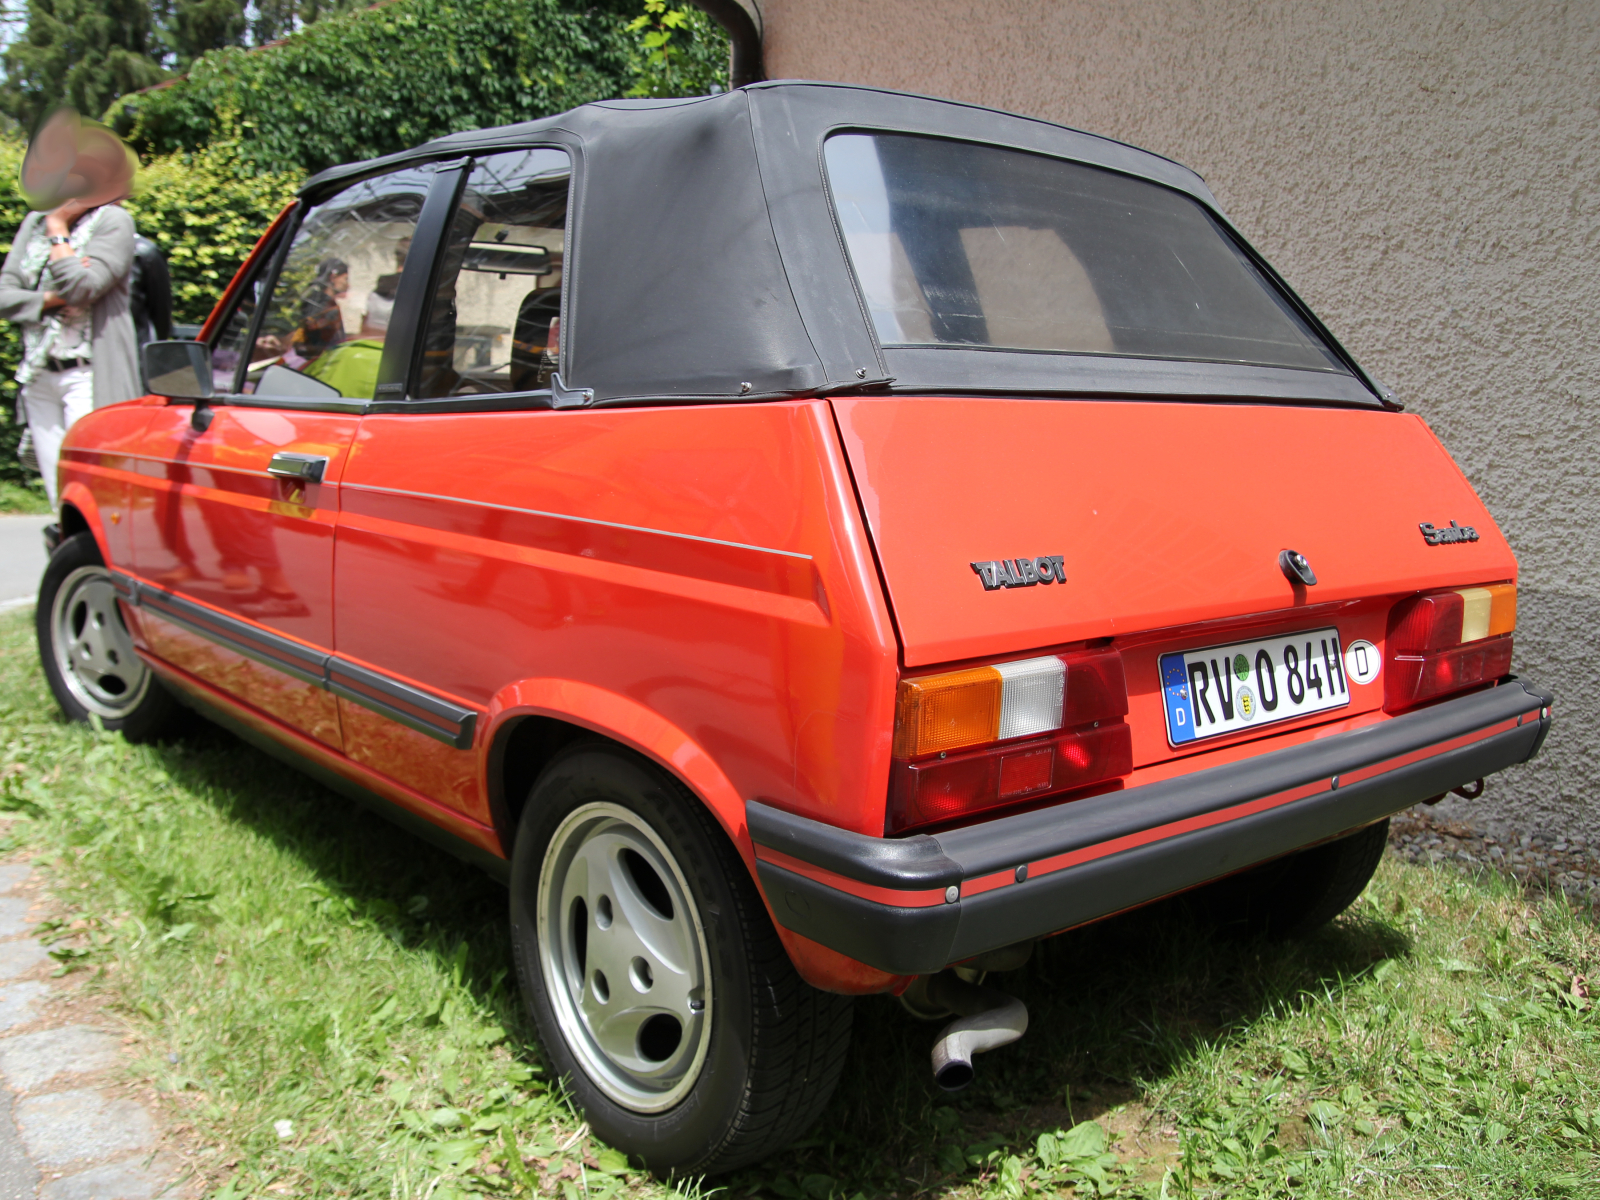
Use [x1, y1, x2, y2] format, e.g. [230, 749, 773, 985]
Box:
[122, 575, 478, 749]
[326, 658, 477, 751]
[749, 679, 1554, 892]
[159, 672, 509, 883]
[136, 584, 329, 687]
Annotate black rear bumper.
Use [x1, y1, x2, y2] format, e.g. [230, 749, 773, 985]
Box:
[750, 680, 1553, 976]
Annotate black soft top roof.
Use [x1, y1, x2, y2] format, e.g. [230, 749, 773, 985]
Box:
[302, 82, 1381, 408]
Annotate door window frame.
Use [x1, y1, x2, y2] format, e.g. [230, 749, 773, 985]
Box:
[202, 144, 578, 417]
[377, 145, 577, 415]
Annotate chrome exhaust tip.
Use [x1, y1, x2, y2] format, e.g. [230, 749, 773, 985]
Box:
[924, 971, 1028, 1092]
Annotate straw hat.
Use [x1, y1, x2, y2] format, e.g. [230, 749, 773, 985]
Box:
[19, 107, 138, 212]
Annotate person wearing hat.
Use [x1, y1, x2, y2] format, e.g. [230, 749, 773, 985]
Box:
[0, 110, 141, 507]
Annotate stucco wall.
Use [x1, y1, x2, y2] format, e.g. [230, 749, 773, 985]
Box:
[760, 0, 1600, 838]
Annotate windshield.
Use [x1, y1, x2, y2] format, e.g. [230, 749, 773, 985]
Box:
[825, 132, 1344, 373]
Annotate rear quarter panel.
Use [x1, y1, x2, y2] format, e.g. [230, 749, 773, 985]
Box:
[335, 399, 901, 839]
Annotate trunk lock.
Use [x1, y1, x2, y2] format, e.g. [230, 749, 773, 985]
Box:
[1279, 549, 1318, 587]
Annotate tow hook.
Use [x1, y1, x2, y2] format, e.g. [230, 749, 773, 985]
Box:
[922, 970, 1029, 1091]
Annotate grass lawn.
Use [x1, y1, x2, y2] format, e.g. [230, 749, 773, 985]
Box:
[0, 479, 50, 514]
[1, 606, 1597, 1198]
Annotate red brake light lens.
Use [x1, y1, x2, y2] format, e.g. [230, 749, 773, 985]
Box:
[1385, 584, 1516, 713]
[887, 649, 1132, 833]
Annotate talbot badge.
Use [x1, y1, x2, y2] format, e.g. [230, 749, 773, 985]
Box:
[971, 556, 1065, 591]
[1419, 520, 1479, 545]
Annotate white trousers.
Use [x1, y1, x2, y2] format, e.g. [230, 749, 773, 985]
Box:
[20, 365, 94, 507]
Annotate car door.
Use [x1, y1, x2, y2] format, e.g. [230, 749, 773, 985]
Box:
[127, 165, 433, 747]
[333, 148, 571, 825]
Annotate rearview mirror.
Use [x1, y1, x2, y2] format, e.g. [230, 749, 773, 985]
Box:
[142, 340, 215, 400]
[461, 242, 551, 275]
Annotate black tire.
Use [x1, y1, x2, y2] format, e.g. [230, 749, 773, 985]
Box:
[1190, 818, 1390, 939]
[36, 531, 178, 742]
[509, 744, 853, 1176]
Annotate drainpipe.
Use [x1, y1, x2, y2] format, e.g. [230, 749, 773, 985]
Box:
[685, 0, 765, 88]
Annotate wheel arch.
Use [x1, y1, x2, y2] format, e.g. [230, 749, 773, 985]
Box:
[484, 679, 908, 996]
[55, 482, 109, 564]
[483, 679, 753, 868]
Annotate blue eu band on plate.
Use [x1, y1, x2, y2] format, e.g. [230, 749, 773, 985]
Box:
[1161, 627, 1349, 745]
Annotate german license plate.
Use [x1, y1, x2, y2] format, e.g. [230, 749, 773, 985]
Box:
[1160, 627, 1350, 745]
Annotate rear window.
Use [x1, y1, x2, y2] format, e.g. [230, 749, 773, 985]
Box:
[824, 132, 1344, 373]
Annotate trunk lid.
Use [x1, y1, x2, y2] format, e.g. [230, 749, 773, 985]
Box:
[830, 396, 1517, 668]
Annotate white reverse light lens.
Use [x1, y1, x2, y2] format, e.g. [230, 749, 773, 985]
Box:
[1456, 586, 1493, 643]
[994, 656, 1066, 740]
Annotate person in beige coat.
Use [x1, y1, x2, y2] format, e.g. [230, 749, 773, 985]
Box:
[0, 112, 140, 507]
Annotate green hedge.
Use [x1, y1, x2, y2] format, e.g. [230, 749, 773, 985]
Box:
[0, 138, 28, 498]
[123, 136, 302, 325]
[109, 0, 647, 176]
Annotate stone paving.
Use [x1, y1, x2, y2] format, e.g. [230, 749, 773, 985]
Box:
[0, 863, 182, 1199]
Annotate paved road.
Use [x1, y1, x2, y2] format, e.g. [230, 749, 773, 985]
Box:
[0, 865, 175, 1197]
[0, 517, 50, 613]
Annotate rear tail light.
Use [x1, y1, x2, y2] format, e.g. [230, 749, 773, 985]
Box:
[1385, 583, 1516, 713]
[888, 650, 1131, 833]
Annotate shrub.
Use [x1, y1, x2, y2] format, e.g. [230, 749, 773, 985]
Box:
[107, 0, 649, 176]
[123, 130, 301, 325]
[0, 134, 299, 495]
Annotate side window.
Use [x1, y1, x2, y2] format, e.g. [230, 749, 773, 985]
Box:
[210, 267, 268, 388]
[246, 166, 433, 401]
[417, 149, 571, 399]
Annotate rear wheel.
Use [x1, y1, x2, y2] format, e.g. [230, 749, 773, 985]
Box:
[1192, 819, 1390, 938]
[36, 532, 177, 741]
[509, 745, 853, 1175]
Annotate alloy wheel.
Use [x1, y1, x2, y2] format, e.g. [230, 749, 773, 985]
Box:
[536, 801, 712, 1113]
[49, 566, 151, 719]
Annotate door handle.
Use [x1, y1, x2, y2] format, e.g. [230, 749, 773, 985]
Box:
[267, 452, 329, 483]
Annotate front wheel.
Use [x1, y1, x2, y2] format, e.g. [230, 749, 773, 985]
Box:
[36, 532, 178, 741]
[510, 745, 852, 1175]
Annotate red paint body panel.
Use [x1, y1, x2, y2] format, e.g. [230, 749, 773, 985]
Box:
[57, 383, 1521, 996]
[830, 397, 1518, 667]
[122, 404, 358, 746]
[334, 401, 900, 839]
[57, 401, 159, 566]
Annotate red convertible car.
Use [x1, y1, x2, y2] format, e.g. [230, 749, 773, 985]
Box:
[38, 83, 1550, 1172]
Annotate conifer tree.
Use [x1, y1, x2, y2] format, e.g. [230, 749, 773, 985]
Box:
[0, 0, 167, 130]
[157, 0, 248, 67]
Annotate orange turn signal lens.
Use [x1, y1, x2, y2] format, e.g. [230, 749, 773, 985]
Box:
[1455, 582, 1517, 640]
[892, 667, 1001, 758]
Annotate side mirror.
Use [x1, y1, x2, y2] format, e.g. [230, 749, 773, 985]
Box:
[142, 340, 215, 401]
